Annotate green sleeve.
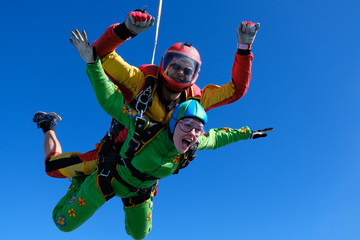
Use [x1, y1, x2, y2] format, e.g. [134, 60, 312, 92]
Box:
[197, 126, 251, 150]
[85, 60, 136, 129]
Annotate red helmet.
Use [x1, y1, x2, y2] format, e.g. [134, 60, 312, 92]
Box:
[159, 42, 201, 92]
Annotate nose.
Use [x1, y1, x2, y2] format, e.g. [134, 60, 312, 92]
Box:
[190, 128, 200, 138]
[177, 68, 185, 75]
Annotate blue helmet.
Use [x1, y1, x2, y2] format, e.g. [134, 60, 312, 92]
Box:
[169, 100, 207, 134]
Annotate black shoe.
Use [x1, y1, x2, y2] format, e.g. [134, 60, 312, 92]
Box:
[33, 111, 62, 129]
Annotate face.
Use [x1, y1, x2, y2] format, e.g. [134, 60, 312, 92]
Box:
[172, 118, 204, 153]
[167, 59, 195, 83]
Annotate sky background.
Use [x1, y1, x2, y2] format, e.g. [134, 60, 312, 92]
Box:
[1, 0, 360, 239]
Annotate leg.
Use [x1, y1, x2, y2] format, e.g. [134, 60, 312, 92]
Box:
[123, 195, 154, 240]
[34, 111, 98, 178]
[52, 173, 105, 232]
[44, 130, 62, 156]
[45, 150, 99, 178]
[33, 111, 63, 156]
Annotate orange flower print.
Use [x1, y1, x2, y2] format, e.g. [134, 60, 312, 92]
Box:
[67, 194, 76, 204]
[68, 208, 76, 218]
[173, 155, 180, 165]
[68, 184, 75, 191]
[122, 106, 128, 114]
[222, 127, 229, 132]
[122, 106, 138, 117]
[56, 216, 66, 226]
[240, 127, 248, 134]
[146, 212, 152, 221]
[114, 85, 121, 93]
[78, 197, 86, 207]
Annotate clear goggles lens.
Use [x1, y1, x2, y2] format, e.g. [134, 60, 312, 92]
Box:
[179, 119, 204, 135]
[162, 52, 200, 83]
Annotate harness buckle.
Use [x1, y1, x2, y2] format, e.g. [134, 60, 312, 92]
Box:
[135, 86, 152, 113]
[119, 158, 128, 168]
[99, 169, 111, 177]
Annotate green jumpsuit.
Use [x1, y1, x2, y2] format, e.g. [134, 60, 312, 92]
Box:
[52, 60, 251, 239]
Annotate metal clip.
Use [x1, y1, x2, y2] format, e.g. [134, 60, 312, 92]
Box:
[99, 169, 111, 177]
[135, 86, 152, 113]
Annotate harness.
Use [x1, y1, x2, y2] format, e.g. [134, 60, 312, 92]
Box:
[97, 76, 161, 206]
[96, 72, 199, 206]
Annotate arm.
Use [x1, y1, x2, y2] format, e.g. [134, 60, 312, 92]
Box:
[199, 21, 260, 111]
[91, 23, 128, 58]
[91, 10, 154, 58]
[197, 126, 272, 150]
[197, 127, 251, 150]
[71, 29, 140, 129]
[199, 52, 253, 111]
[86, 60, 136, 130]
[90, 24, 145, 102]
[90, 11, 155, 102]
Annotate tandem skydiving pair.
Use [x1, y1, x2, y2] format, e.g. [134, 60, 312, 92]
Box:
[33, 9, 271, 240]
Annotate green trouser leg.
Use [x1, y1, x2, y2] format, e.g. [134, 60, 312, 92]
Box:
[52, 173, 105, 232]
[124, 195, 154, 240]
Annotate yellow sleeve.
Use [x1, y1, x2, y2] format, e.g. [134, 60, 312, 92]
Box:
[199, 81, 236, 110]
[101, 51, 146, 100]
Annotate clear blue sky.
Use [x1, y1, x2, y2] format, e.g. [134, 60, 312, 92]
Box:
[1, 0, 359, 239]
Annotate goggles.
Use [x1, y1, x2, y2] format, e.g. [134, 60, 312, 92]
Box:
[170, 63, 194, 76]
[178, 118, 204, 136]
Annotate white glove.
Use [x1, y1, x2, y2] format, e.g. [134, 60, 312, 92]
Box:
[237, 21, 260, 50]
[70, 29, 96, 64]
[125, 10, 155, 35]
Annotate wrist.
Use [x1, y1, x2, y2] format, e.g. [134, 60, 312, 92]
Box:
[237, 48, 251, 56]
[237, 43, 252, 50]
[114, 23, 137, 40]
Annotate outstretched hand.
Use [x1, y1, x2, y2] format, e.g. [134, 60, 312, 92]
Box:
[237, 21, 260, 50]
[70, 29, 96, 64]
[125, 10, 155, 35]
[250, 127, 273, 139]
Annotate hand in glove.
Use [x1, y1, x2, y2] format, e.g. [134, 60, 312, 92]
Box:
[237, 21, 260, 50]
[125, 9, 155, 35]
[70, 29, 97, 64]
[250, 127, 273, 139]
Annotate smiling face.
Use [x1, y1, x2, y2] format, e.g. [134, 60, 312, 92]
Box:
[172, 117, 204, 153]
[166, 58, 195, 83]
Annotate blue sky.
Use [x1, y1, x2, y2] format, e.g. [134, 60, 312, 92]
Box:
[1, 0, 360, 239]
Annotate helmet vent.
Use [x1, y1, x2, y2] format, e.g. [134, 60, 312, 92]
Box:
[181, 42, 194, 52]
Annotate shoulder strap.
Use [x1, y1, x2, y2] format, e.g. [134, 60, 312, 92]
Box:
[125, 121, 166, 159]
[129, 75, 156, 113]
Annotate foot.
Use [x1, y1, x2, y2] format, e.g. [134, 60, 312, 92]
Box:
[33, 111, 62, 129]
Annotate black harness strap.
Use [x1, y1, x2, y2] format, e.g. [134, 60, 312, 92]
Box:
[97, 153, 157, 202]
[125, 121, 166, 159]
[97, 76, 158, 202]
[173, 141, 199, 175]
[125, 76, 156, 159]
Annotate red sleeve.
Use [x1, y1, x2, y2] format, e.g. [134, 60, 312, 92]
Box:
[91, 24, 127, 58]
[231, 52, 253, 99]
[205, 52, 253, 111]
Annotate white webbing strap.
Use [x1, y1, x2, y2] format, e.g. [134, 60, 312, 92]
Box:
[151, 0, 163, 65]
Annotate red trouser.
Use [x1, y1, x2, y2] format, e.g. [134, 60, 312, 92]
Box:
[44, 128, 128, 178]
